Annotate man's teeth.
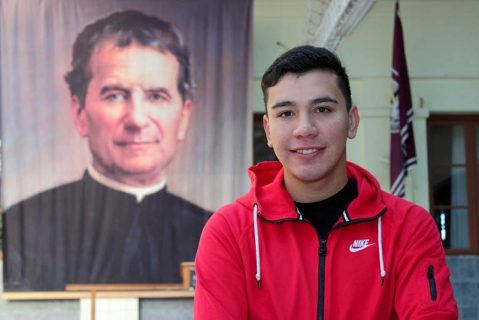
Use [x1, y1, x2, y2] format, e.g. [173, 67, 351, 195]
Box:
[297, 148, 318, 154]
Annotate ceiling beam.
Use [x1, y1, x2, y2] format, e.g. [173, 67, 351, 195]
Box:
[306, 0, 376, 51]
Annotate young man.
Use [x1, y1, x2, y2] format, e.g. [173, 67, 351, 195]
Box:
[194, 46, 458, 319]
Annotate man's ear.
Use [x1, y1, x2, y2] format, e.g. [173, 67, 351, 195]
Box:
[71, 96, 88, 137]
[263, 114, 273, 148]
[347, 105, 360, 139]
[177, 99, 192, 141]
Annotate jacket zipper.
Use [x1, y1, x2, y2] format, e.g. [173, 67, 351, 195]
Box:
[257, 208, 386, 320]
[318, 238, 327, 320]
[312, 210, 386, 320]
[427, 265, 437, 301]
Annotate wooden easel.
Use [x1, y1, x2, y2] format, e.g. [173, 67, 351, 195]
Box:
[64, 262, 195, 320]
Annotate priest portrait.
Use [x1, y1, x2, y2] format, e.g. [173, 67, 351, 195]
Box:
[2, 10, 212, 292]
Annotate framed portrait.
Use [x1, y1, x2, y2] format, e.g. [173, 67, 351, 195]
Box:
[1, 0, 252, 292]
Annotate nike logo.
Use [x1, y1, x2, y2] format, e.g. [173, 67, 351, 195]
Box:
[349, 239, 375, 253]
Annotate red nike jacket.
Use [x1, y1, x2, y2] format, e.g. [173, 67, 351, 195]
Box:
[195, 161, 458, 319]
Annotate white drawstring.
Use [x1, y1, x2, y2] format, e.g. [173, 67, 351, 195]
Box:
[378, 216, 386, 285]
[296, 207, 303, 220]
[253, 203, 262, 289]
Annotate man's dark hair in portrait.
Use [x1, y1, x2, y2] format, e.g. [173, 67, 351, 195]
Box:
[3, 10, 211, 292]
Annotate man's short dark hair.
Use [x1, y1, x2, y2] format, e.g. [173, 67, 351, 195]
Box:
[261, 45, 352, 112]
[65, 10, 192, 106]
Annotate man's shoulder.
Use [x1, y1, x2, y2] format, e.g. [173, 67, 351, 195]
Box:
[215, 200, 250, 218]
[379, 190, 433, 228]
[5, 177, 87, 215]
[202, 200, 253, 238]
[381, 190, 426, 212]
[160, 191, 212, 218]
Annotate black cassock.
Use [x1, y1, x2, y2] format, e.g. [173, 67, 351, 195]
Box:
[3, 171, 211, 291]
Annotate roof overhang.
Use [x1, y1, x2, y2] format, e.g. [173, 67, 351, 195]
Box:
[306, 0, 377, 50]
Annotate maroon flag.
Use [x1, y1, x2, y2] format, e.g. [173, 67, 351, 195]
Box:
[390, 0, 416, 197]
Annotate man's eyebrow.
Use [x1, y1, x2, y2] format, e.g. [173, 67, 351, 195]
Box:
[146, 87, 172, 99]
[146, 87, 170, 94]
[270, 100, 295, 109]
[310, 96, 338, 105]
[100, 85, 129, 95]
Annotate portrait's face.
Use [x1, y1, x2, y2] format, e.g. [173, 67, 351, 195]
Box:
[72, 40, 192, 186]
[263, 70, 359, 195]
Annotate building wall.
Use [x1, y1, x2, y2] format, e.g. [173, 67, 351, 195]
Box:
[252, 0, 309, 114]
[447, 256, 479, 319]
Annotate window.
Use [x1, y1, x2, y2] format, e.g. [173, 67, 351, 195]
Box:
[428, 114, 479, 254]
[253, 113, 277, 164]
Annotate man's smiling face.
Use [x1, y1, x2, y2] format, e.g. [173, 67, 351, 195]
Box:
[263, 69, 358, 198]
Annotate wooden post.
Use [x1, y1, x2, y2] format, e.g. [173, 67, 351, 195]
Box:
[90, 289, 96, 320]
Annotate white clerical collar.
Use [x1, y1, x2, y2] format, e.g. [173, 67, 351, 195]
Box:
[87, 165, 167, 203]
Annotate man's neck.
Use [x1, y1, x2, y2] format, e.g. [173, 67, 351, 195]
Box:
[91, 162, 167, 187]
[88, 166, 167, 202]
[284, 170, 349, 203]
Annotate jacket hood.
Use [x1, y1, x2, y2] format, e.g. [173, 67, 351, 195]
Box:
[237, 161, 386, 221]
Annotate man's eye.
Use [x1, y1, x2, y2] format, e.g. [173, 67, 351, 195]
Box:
[148, 93, 166, 102]
[315, 106, 329, 113]
[279, 111, 294, 117]
[105, 93, 126, 102]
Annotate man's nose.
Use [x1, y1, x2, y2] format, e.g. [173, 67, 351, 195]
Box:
[293, 113, 318, 137]
[124, 94, 149, 128]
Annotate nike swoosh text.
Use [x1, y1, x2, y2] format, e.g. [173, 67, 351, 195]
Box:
[349, 243, 375, 253]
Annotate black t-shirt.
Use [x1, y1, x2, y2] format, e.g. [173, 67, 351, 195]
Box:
[295, 179, 358, 239]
